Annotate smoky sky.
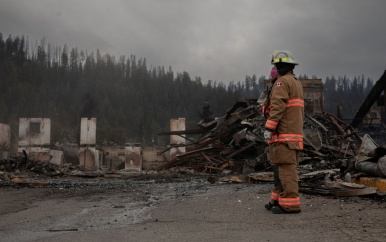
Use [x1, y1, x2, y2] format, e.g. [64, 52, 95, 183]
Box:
[1, 0, 385, 83]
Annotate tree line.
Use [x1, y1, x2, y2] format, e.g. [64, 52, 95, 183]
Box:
[0, 34, 375, 146]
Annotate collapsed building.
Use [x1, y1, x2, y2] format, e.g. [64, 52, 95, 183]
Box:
[156, 99, 358, 174]
[1, 72, 386, 196]
[0, 117, 164, 176]
[156, 73, 386, 195]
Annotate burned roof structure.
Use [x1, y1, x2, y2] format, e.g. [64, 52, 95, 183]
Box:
[156, 98, 362, 177]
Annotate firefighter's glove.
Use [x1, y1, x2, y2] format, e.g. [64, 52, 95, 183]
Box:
[263, 130, 273, 142]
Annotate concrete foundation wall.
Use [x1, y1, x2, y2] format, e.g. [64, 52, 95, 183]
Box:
[80, 118, 97, 145]
[102, 146, 166, 171]
[142, 147, 167, 170]
[18, 118, 51, 156]
[102, 146, 125, 170]
[79, 147, 102, 171]
[79, 118, 101, 170]
[49, 150, 64, 165]
[0, 123, 11, 159]
[170, 118, 186, 160]
[18, 118, 51, 148]
[125, 144, 142, 171]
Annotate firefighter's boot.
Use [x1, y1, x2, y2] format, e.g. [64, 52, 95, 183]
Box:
[264, 201, 278, 211]
[271, 205, 301, 214]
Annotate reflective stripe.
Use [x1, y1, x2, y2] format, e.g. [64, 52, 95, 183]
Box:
[279, 201, 301, 206]
[273, 57, 293, 63]
[279, 197, 300, 206]
[268, 133, 303, 144]
[279, 197, 300, 201]
[271, 192, 279, 201]
[265, 119, 278, 130]
[286, 98, 304, 108]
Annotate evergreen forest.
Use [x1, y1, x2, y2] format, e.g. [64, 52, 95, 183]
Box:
[0, 34, 376, 146]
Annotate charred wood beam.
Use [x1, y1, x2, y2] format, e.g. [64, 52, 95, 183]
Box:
[218, 160, 234, 169]
[224, 99, 250, 119]
[208, 156, 228, 164]
[156, 157, 179, 171]
[227, 143, 255, 158]
[182, 147, 216, 157]
[174, 134, 196, 143]
[194, 134, 222, 150]
[351, 70, 386, 128]
[225, 107, 258, 126]
[321, 144, 355, 157]
[305, 114, 328, 131]
[200, 152, 214, 165]
[204, 166, 226, 171]
[328, 114, 346, 134]
[157, 146, 222, 170]
[157, 144, 189, 155]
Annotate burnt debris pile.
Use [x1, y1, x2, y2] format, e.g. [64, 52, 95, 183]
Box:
[157, 98, 382, 180]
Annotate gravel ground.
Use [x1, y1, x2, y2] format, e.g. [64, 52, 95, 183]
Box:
[0, 173, 385, 242]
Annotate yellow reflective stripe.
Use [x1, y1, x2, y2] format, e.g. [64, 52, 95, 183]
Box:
[268, 133, 303, 144]
[273, 57, 293, 63]
[271, 134, 303, 139]
[279, 197, 300, 206]
[279, 201, 301, 206]
[286, 99, 304, 108]
[265, 119, 278, 130]
[271, 192, 279, 200]
[268, 139, 303, 144]
[287, 98, 303, 103]
[279, 197, 300, 201]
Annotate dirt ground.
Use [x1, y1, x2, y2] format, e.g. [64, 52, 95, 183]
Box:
[0, 173, 385, 242]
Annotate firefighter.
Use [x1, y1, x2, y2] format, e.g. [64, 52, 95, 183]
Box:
[263, 50, 304, 214]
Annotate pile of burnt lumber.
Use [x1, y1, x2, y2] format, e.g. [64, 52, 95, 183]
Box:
[157, 99, 363, 175]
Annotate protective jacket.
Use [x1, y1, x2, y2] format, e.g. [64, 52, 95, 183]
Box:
[264, 71, 304, 212]
[264, 72, 304, 149]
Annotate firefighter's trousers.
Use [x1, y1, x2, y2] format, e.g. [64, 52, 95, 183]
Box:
[269, 142, 301, 212]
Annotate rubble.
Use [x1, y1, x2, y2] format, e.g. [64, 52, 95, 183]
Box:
[156, 98, 386, 196]
[0, 150, 77, 181]
[2, 74, 386, 198]
[354, 134, 386, 178]
[10, 177, 50, 187]
[156, 70, 386, 183]
[157, 98, 360, 174]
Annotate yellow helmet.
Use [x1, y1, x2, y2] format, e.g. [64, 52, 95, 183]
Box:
[271, 50, 298, 65]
